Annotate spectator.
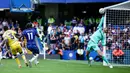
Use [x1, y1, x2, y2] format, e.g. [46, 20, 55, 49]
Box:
[64, 20, 71, 26]
[36, 16, 42, 26]
[73, 34, 79, 49]
[106, 39, 112, 50]
[71, 16, 77, 27]
[79, 34, 85, 49]
[32, 20, 38, 27]
[2, 19, 8, 27]
[13, 21, 19, 29]
[8, 21, 13, 29]
[64, 33, 71, 47]
[50, 31, 57, 50]
[48, 16, 55, 25]
[73, 24, 78, 34]
[128, 37, 130, 45]
[124, 39, 129, 49]
[47, 24, 53, 35]
[78, 19, 84, 26]
[88, 29, 92, 36]
[71, 34, 75, 50]
[78, 26, 85, 35]
[59, 23, 64, 32]
[111, 40, 116, 50]
[123, 26, 128, 33]
[112, 46, 124, 63]
[111, 27, 116, 35]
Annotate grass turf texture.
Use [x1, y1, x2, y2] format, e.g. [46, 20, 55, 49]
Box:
[0, 59, 129, 73]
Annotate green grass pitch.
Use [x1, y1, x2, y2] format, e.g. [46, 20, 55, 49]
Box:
[0, 59, 129, 73]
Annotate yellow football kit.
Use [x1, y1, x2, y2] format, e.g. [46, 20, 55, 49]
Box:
[2, 30, 22, 55]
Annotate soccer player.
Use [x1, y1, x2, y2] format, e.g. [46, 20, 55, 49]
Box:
[86, 16, 113, 68]
[22, 23, 40, 68]
[0, 26, 28, 68]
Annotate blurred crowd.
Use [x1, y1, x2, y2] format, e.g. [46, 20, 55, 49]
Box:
[0, 18, 21, 35]
[46, 16, 130, 55]
[106, 25, 130, 50]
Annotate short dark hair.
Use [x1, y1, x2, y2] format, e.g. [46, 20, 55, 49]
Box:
[3, 26, 8, 31]
[26, 23, 32, 28]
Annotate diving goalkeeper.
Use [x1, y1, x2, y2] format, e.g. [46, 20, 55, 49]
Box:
[86, 16, 113, 68]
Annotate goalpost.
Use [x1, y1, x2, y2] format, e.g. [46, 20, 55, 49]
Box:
[100, 1, 130, 67]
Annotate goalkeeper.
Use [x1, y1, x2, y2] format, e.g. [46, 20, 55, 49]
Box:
[86, 16, 113, 68]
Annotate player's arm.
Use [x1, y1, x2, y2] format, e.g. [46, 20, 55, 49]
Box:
[97, 16, 104, 29]
[12, 30, 21, 39]
[36, 33, 40, 38]
[20, 35, 27, 48]
[35, 29, 40, 38]
[22, 37, 27, 48]
[20, 31, 27, 48]
[15, 33, 21, 39]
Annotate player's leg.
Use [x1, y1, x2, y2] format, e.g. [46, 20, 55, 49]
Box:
[17, 43, 28, 67]
[95, 46, 113, 68]
[33, 54, 39, 65]
[29, 48, 39, 65]
[11, 48, 22, 68]
[19, 51, 28, 67]
[86, 50, 91, 66]
[86, 50, 90, 61]
[86, 43, 92, 66]
[28, 54, 38, 68]
[34, 51, 39, 65]
[27, 48, 34, 68]
[34, 45, 40, 65]
[27, 44, 40, 67]
[96, 50, 109, 64]
[86, 41, 93, 61]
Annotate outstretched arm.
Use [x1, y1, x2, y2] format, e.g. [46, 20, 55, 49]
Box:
[97, 16, 104, 29]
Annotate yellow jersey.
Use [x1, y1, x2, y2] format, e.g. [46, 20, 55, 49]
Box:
[2, 30, 18, 46]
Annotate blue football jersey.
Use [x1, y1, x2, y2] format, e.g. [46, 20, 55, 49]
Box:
[22, 28, 38, 44]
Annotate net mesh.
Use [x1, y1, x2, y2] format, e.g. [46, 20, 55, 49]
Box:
[105, 9, 130, 65]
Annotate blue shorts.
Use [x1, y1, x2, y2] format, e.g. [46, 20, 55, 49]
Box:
[86, 40, 100, 51]
[27, 44, 39, 55]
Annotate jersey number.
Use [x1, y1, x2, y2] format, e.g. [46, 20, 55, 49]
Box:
[27, 33, 33, 40]
[9, 33, 14, 39]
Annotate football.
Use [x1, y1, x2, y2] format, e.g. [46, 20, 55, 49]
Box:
[99, 8, 105, 14]
[89, 57, 93, 61]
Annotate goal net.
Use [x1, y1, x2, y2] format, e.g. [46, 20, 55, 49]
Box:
[102, 1, 130, 66]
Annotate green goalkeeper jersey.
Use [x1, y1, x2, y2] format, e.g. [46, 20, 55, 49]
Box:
[90, 29, 106, 46]
[90, 16, 106, 46]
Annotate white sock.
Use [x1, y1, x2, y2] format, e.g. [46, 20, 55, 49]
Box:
[34, 54, 39, 64]
[30, 54, 39, 62]
[34, 58, 38, 64]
